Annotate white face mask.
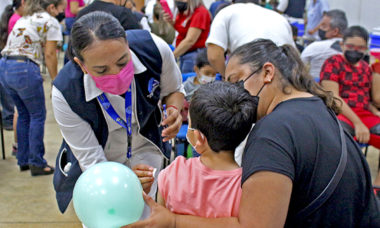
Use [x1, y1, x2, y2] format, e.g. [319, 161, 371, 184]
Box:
[198, 75, 215, 84]
[186, 128, 204, 149]
[186, 133, 196, 148]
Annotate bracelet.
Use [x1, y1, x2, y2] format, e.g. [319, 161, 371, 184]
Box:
[167, 105, 178, 111]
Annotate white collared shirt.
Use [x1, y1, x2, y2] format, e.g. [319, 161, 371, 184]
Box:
[52, 34, 184, 171]
[301, 37, 342, 80]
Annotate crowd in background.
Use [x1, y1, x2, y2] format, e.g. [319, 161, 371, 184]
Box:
[0, 0, 380, 226]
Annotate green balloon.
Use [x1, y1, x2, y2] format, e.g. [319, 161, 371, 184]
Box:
[73, 162, 144, 228]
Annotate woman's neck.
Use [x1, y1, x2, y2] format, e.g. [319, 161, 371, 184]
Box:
[266, 89, 313, 116]
[199, 149, 239, 171]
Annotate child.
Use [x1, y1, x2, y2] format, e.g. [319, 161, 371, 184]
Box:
[183, 49, 217, 102]
[320, 26, 380, 195]
[157, 81, 256, 218]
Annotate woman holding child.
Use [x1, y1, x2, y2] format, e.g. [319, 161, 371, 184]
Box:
[127, 39, 380, 227]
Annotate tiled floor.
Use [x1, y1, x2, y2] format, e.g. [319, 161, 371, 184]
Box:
[0, 72, 81, 227]
[0, 60, 379, 227]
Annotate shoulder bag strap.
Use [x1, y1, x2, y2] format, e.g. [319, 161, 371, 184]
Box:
[295, 110, 348, 219]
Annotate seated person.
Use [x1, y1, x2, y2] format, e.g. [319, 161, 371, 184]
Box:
[320, 25, 380, 145]
[182, 49, 217, 123]
[157, 81, 256, 217]
[183, 49, 217, 101]
[150, 3, 175, 44]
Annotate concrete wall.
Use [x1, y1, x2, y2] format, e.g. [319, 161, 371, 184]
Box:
[327, 0, 380, 33]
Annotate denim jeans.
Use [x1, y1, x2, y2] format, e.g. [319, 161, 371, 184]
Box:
[0, 58, 47, 167]
[0, 82, 14, 127]
[179, 50, 198, 73]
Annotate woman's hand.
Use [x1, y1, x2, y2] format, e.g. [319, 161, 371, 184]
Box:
[354, 122, 370, 143]
[123, 193, 176, 228]
[162, 106, 182, 142]
[132, 164, 155, 194]
[163, 12, 174, 26]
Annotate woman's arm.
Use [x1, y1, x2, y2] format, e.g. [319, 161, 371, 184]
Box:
[161, 91, 184, 141]
[372, 72, 380, 107]
[69, 1, 84, 15]
[157, 190, 166, 207]
[125, 171, 293, 228]
[44, 40, 58, 80]
[150, 34, 185, 141]
[173, 27, 202, 58]
[321, 80, 370, 143]
[52, 87, 108, 171]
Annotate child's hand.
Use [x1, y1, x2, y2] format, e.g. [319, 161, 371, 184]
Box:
[132, 164, 155, 194]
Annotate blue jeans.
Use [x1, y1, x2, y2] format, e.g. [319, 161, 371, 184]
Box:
[0, 58, 47, 167]
[179, 50, 198, 73]
[0, 82, 14, 127]
[64, 17, 75, 35]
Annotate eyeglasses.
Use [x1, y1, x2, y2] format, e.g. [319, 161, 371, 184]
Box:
[344, 43, 367, 52]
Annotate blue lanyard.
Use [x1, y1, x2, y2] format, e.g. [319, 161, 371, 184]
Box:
[97, 88, 133, 158]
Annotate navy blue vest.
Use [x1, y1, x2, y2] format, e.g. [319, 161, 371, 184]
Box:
[53, 30, 170, 213]
[284, 0, 306, 19]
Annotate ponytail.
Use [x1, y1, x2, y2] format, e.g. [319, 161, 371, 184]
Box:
[280, 44, 341, 114]
[0, 0, 22, 49]
[0, 5, 14, 49]
[230, 39, 341, 114]
[24, 0, 62, 16]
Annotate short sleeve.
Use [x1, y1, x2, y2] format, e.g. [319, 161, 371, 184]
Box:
[206, 8, 229, 51]
[189, 8, 210, 30]
[320, 56, 340, 83]
[321, 0, 329, 13]
[46, 18, 63, 41]
[150, 33, 185, 98]
[300, 43, 314, 64]
[241, 118, 296, 184]
[119, 8, 141, 30]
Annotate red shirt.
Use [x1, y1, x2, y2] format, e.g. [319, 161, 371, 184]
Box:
[174, 5, 211, 52]
[320, 54, 373, 110]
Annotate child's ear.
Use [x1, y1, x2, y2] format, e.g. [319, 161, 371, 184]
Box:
[194, 130, 207, 148]
[194, 66, 199, 74]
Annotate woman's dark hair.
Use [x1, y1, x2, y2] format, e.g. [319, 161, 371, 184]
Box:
[0, 0, 22, 49]
[195, 48, 210, 69]
[230, 39, 341, 113]
[343, 25, 369, 44]
[190, 81, 256, 152]
[24, 0, 63, 16]
[68, 11, 127, 62]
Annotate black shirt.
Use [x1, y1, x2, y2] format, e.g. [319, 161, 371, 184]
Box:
[242, 97, 380, 227]
[76, 1, 141, 30]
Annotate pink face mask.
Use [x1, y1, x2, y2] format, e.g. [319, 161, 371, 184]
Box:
[85, 59, 135, 95]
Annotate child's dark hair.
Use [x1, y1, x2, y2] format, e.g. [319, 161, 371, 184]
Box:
[0, 0, 22, 49]
[68, 11, 126, 62]
[343, 26, 369, 44]
[195, 49, 210, 69]
[189, 81, 256, 152]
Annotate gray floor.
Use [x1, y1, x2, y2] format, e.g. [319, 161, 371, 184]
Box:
[0, 61, 379, 227]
